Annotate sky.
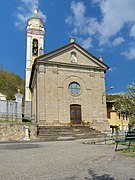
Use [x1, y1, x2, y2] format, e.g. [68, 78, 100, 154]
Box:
[0, 0, 135, 94]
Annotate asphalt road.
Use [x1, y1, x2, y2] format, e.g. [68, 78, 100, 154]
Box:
[0, 139, 135, 180]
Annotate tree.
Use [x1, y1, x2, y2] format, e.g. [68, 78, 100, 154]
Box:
[0, 69, 24, 101]
[127, 82, 135, 127]
[127, 82, 135, 100]
[115, 82, 135, 128]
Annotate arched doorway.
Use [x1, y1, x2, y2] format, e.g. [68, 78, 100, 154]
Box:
[70, 104, 82, 124]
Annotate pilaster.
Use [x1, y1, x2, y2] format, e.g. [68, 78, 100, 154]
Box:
[37, 65, 46, 124]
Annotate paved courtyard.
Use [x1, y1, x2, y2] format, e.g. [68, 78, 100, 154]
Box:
[0, 139, 135, 180]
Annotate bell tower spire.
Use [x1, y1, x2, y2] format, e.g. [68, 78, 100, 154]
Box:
[25, 9, 45, 116]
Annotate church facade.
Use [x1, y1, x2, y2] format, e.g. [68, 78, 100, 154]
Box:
[25, 10, 110, 132]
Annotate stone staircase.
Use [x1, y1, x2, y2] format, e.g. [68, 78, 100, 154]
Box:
[37, 126, 105, 141]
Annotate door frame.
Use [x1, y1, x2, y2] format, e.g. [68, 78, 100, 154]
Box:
[70, 104, 82, 124]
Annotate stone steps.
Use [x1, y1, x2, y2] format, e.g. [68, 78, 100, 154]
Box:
[37, 126, 105, 141]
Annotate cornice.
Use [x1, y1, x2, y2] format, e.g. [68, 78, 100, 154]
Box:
[36, 60, 107, 71]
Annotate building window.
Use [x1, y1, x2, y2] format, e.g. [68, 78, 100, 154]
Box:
[118, 113, 121, 119]
[69, 82, 80, 95]
[32, 39, 38, 56]
[107, 111, 111, 119]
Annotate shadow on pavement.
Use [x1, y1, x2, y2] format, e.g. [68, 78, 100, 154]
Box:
[0, 144, 41, 150]
[84, 169, 114, 180]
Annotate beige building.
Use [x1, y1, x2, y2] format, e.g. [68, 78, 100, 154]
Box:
[25, 9, 110, 133]
[107, 101, 129, 133]
[0, 92, 7, 100]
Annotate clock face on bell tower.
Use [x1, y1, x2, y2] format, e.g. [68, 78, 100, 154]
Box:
[34, 21, 39, 27]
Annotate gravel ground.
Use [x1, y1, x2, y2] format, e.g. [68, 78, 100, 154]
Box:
[0, 139, 135, 180]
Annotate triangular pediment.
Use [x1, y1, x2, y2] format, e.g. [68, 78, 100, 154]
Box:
[36, 42, 109, 70]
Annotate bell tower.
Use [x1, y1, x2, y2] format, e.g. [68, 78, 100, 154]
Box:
[25, 9, 45, 116]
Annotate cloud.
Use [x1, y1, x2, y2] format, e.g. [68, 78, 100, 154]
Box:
[130, 24, 135, 39]
[77, 37, 93, 50]
[108, 67, 116, 72]
[97, 0, 135, 45]
[81, 37, 93, 49]
[122, 47, 135, 60]
[14, 0, 46, 30]
[65, 1, 86, 35]
[109, 92, 125, 95]
[96, 48, 104, 53]
[66, 0, 135, 51]
[112, 37, 125, 47]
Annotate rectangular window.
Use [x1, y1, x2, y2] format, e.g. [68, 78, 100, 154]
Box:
[119, 113, 121, 119]
[107, 112, 111, 119]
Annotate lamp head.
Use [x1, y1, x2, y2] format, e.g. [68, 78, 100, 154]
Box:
[110, 86, 114, 89]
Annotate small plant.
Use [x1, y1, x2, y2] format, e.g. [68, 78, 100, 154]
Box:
[122, 142, 135, 158]
[0, 120, 32, 125]
[81, 121, 90, 126]
[22, 117, 31, 123]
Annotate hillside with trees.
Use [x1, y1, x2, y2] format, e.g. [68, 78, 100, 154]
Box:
[0, 67, 25, 100]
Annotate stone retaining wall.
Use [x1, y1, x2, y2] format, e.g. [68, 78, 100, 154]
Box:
[0, 124, 37, 141]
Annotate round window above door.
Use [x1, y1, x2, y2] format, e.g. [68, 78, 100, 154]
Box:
[68, 82, 81, 95]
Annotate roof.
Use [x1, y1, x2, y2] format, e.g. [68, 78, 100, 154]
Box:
[29, 41, 109, 88]
[35, 42, 109, 68]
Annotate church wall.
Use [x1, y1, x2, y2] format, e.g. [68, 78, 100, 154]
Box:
[89, 71, 108, 131]
[58, 68, 90, 123]
[43, 66, 59, 124]
[56, 67, 106, 126]
[35, 63, 108, 132]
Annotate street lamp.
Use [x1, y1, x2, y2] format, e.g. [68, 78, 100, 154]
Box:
[102, 86, 114, 104]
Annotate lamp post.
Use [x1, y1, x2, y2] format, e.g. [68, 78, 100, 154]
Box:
[102, 86, 114, 104]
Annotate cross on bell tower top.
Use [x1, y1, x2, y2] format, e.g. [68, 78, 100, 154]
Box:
[30, 9, 41, 20]
[34, 9, 38, 14]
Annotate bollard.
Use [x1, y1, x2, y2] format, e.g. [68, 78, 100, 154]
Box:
[23, 125, 30, 140]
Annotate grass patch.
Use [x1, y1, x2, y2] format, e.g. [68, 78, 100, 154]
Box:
[0, 117, 32, 125]
[0, 120, 32, 125]
[122, 142, 135, 158]
[22, 117, 31, 123]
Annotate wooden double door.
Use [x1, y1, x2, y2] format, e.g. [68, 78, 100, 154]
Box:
[70, 104, 82, 124]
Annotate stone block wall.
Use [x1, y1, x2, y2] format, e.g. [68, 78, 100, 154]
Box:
[0, 124, 37, 141]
